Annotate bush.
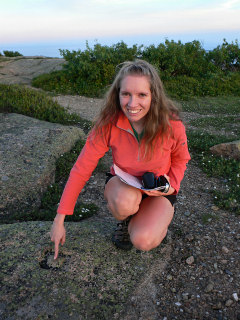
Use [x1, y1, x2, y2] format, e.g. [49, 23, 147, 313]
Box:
[31, 39, 240, 99]
[58, 41, 142, 97]
[207, 39, 240, 72]
[0, 84, 91, 132]
[32, 70, 74, 94]
[3, 50, 23, 57]
[142, 39, 215, 79]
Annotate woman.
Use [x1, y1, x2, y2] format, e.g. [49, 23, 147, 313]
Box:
[50, 60, 191, 259]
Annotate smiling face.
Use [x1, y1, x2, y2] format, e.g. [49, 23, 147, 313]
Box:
[119, 75, 152, 132]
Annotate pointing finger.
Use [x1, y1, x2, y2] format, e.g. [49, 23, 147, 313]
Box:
[54, 241, 59, 260]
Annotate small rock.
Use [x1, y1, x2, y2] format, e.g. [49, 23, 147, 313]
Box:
[186, 256, 194, 265]
[232, 293, 239, 301]
[225, 299, 233, 307]
[184, 210, 191, 216]
[224, 269, 233, 276]
[1, 175, 9, 181]
[167, 275, 173, 280]
[185, 234, 194, 242]
[212, 302, 222, 310]
[220, 259, 228, 264]
[222, 246, 229, 254]
[182, 293, 189, 301]
[175, 302, 181, 307]
[211, 205, 219, 211]
[205, 283, 214, 293]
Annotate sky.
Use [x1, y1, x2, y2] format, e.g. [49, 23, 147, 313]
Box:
[1, 0, 240, 57]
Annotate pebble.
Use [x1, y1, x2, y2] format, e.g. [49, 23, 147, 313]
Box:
[167, 275, 173, 280]
[184, 210, 191, 216]
[205, 283, 214, 293]
[186, 256, 195, 265]
[220, 259, 228, 264]
[175, 302, 182, 307]
[186, 234, 194, 242]
[212, 302, 222, 310]
[232, 293, 238, 301]
[211, 205, 219, 211]
[182, 293, 189, 301]
[224, 269, 233, 276]
[225, 299, 233, 307]
[222, 246, 229, 254]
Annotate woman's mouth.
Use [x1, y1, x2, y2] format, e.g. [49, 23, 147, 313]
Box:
[127, 108, 141, 114]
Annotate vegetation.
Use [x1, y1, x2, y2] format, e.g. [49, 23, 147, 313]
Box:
[0, 84, 91, 133]
[182, 97, 240, 214]
[3, 50, 23, 57]
[32, 39, 240, 99]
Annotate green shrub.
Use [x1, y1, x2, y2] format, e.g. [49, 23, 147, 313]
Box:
[3, 50, 23, 57]
[207, 39, 240, 72]
[32, 70, 74, 94]
[58, 41, 142, 97]
[32, 39, 240, 99]
[164, 73, 240, 100]
[142, 39, 215, 79]
[0, 84, 92, 132]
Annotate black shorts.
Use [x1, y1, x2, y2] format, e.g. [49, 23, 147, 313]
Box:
[105, 173, 176, 207]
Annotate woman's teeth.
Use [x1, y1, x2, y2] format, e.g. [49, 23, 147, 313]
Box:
[128, 109, 140, 114]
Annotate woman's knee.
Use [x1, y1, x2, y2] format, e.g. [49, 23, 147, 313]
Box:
[130, 228, 168, 251]
[107, 190, 141, 219]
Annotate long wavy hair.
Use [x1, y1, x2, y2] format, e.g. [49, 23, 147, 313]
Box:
[94, 59, 180, 159]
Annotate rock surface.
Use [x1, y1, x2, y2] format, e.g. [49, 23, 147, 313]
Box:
[0, 113, 84, 215]
[0, 56, 65, 84]
[0, 219, 172, 320]
[210, 140, 240, 160]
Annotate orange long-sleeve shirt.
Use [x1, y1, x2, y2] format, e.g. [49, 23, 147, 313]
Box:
[57, 111, 191, 215]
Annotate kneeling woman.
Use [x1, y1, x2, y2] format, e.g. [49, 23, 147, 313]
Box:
[50, 60, 191, 258]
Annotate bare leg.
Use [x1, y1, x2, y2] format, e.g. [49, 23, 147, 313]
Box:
[129, 196, 174, 251]
[104, 176, 142, 220]
[104, 176, 174, 251]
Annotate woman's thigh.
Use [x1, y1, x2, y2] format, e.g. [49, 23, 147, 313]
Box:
[128, 196, 174, 251]
[104, 176, 142, 220]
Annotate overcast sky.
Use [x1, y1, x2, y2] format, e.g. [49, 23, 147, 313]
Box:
[1, 0, 239, 56]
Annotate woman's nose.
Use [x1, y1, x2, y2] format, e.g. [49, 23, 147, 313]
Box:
[128, 95, 137, 106]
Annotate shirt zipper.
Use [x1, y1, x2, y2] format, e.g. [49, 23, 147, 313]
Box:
[116, 126, 141, 161]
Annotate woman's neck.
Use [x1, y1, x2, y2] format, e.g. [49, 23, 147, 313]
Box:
[130, 121, 144, 135]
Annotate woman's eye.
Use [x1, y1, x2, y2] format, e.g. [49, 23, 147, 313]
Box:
[121, 92, 129, 96]
[139, 93, 146, 97]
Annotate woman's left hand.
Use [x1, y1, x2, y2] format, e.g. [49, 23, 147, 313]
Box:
[143, 174, 175, 197]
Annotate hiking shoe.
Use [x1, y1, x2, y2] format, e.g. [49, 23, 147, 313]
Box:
[112, 216, 133, 250]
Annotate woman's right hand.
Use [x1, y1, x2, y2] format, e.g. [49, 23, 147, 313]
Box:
[50, 213, 66, 260]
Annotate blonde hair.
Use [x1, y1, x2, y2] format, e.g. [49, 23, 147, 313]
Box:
[94, 59, 180, 158]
